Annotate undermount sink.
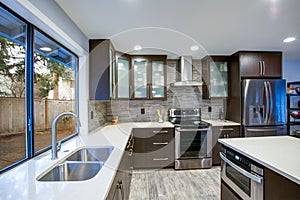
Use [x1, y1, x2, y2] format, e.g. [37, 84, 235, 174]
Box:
[38, 162, 102, 181]
[66, 147, 114, 162]
[37, 146, 114, 182]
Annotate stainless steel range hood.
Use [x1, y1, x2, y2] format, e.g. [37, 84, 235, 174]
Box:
[171, 56, 203, 87]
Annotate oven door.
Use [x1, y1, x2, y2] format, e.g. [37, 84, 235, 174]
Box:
[220, 152, 263, 200]
[175, 127, 210, 159]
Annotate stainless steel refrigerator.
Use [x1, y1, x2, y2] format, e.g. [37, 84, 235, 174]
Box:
[242, 79, 287, 137]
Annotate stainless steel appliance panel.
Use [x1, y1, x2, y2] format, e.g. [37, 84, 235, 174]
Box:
[244, 125, 286, 137]
[242, 79, 286, 126]
[220, 149, 263, 200]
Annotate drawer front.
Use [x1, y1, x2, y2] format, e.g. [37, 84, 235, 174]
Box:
[133, 128, 174, 153]
[213, 126, 240, 138]
[133, 142, 175, 169]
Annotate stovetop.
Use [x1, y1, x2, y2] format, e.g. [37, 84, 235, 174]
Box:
[169, 108, 209, 128]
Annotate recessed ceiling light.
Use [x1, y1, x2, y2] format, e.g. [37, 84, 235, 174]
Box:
[40, 47, 52, 51]
[283, 37, 296, 43]
[134, 45, 142, 51]
[190, 45, 199, 51]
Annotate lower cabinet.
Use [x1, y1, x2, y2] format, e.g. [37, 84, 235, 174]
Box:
[106, 134, 133, 200]
[212, 125, 240, 165]
[264, 168, 300, 200]
[133, 128, 174, 169]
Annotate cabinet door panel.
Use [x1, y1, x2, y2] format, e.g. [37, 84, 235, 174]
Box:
[201, 56, 229, 99]
[133, 58, 148, 99]
[151, 60, 165, 98]
[239, 52, 261, 77]
[117, 57, 130, 98]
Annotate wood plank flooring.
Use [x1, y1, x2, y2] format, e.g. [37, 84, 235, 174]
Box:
[129, 166, 220, 200]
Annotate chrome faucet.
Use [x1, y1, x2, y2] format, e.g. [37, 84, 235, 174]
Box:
[51, 112, 81, 160]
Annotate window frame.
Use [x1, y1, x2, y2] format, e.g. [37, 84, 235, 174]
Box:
[0, 3, 79, 174]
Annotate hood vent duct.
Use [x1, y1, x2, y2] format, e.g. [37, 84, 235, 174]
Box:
[171, 56, 203, 87]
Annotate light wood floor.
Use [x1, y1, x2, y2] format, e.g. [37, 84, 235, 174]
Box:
[129, 166, 220, 200]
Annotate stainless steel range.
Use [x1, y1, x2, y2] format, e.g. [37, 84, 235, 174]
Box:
[169, 108, 212, 169]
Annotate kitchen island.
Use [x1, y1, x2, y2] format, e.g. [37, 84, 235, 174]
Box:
[0, 122, 173, 200]
[219, 136, 300, 200]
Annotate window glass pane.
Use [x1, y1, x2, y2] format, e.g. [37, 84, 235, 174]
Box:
[117, 58, 129, 98]
[133, 59, 147, 98]
[152, 61, 165, 98]
[0, 6, 27, 170]
[33, 29, 78, 153]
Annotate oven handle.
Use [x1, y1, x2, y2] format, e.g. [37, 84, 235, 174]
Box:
[177, 128, 209, 132]
[220, 152, 263, 184]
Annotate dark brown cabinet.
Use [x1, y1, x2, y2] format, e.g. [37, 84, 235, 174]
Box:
[202, 56, 229, 99]
[133, 128, 174, 169]
[89, 39, 116, 100]
[231, 51, 282, 78]
[264, 168, 300, 200]
[212, 125, 240, 165]
[106, 134, 133, 200]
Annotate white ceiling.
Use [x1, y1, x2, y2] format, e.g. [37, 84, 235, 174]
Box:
[55, 0, 300, 60]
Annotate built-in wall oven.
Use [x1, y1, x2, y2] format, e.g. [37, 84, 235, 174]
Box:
[220, 147, 264, 200]
[169, 108, 212, 169]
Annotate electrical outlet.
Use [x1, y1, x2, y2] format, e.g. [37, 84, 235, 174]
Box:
[141, 108, 145, 115]
[208, 106, 212, 112]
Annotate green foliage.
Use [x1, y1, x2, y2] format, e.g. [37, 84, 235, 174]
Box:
[0, 36, 71, 98]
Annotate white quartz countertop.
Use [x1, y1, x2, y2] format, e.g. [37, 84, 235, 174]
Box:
[0, 122, 174, 200]
[218, 136, 300, 185]
[202, 119, 240, 126]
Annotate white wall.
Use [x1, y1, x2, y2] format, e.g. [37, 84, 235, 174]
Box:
[283, 60, 300, 83]
[2, 0, 90, 133]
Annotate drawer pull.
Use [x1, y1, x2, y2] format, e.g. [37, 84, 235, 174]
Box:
[153, 158, 169, 161]
[219, 128, 234, 131]
[153, 142, 168, 145]
[153, 130, 169, 133]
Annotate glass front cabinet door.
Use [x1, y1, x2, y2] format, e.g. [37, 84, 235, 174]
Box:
[202, 56, 228, 99]
[116, 53, 131, 99]
[131, 55, 167, 100]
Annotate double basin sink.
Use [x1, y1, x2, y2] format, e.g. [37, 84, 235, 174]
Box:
[37, 146, 114, 182]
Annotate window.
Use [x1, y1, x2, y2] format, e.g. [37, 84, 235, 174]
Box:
[33, 29, 78, 154]
[0, 4, 78, 173]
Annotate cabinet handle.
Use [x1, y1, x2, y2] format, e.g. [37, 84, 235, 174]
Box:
[152, 130, 168, 133]
[262, 61, 266, 76]
[153, 158, 169, 161]
[128, 149, 133, 156]
[219, 128, 234, 131]
[259, 61, 262, 76]
[153, 142, 168, 145]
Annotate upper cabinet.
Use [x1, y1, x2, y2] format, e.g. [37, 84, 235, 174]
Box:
[231, 51, 282, 78]
[89, 39, 116, 100]
[132, 55, 167, 100]
[116, 55, 167, 100]
[202, 56, 229, 99]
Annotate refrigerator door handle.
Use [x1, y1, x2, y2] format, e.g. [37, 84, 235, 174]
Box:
[267, 81, 273, 124]
[264, 81, 270, 124]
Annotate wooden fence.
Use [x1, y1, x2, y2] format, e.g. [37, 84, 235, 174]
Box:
[0, 98, 75, 134]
